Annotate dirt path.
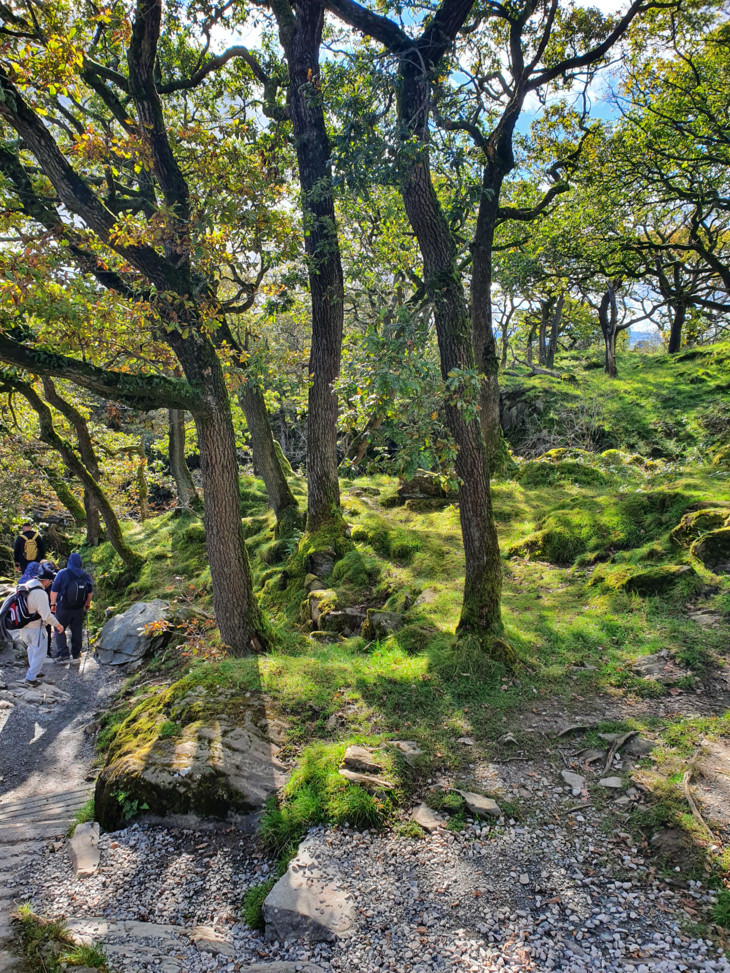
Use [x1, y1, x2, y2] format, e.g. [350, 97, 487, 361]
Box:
[0, 634, 116, 971]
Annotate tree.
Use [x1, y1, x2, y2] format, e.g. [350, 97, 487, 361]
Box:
[0, 0, 271, 652]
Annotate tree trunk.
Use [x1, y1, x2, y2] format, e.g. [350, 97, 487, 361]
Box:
[274, 0, 344, 536]
[167, 408, 201, 511]
[237, 380, 302, 537]
[84, 491, 102, 546]
[668, 300, 686, 354]
[538, 302, 548, 366]
[470, 204, 502, 471]
[526, 320, 537, 364]
[545, 293, 563, 369]
[500, 325, 509, 368]
[137, 441, 149, 521]
[599, 284, 619, 378]
[396, 61, 505, 650]
[43, 467, 86, 526]
[41, 377, 104, 545]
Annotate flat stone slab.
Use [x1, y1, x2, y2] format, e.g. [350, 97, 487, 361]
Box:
[341, 745, 383, 775]
[454, 789, 501, 818]
[561, 770, 587, 793]
[412, 802, 445, 833]
[631, 652, 684, 685]
[95, 600, 169, 666]
[69, 821, 100, 877]
[243, 965, 326, 973]
[1, 683, 71, 706]
[599, 777, 624, 789]
[263, 838, 354, 943]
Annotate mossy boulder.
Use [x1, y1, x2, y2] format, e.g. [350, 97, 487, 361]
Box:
[305, 588, 338, 628]
[361, 609, 404, 640]
[623, 565, 698, 596]
[94, 710, 288, 831]
[690, 528, 730, 572]
[398, 471, 458, 501]
[517, 460, 607, 489]
[671, 509, 730, 547]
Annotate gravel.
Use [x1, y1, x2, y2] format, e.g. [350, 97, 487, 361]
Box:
[17, 811, 730, 973]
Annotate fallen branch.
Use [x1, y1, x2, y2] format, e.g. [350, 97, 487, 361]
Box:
[682, 762, 715, 840]
[602, 730, 638, 774]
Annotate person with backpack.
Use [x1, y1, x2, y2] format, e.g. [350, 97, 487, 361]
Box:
[50, 552, 93, 664]
[13, 522, 45, 575]
[9, 561, 64, 686]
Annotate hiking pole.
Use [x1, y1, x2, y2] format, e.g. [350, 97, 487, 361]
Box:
[80, 610, 89, 675]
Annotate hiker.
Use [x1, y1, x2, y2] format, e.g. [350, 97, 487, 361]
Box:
[17, 562, 64, 686]
[13, 521, 45, 575]
[50, 552, 93, 664]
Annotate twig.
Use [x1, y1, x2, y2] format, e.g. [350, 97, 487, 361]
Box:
[602, 730, 638, 774]
[500, 755, 532, 762]
[682, 762, 715, 839]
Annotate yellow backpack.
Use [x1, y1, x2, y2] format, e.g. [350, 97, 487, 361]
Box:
[23, 531, 39, 562]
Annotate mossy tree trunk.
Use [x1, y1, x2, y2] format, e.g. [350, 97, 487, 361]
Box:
[6, 379, 143, 572]
[599, 283, 619, 378]
[43, 466, 86, 526]
[42, 377, 102, 545]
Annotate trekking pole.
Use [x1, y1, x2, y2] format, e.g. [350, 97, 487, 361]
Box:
[80, 610, 89, 675]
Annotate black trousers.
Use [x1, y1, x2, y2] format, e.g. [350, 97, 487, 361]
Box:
[54, 607, 84, 659]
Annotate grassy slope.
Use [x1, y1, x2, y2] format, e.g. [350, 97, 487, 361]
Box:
[90, 344, 730, 887]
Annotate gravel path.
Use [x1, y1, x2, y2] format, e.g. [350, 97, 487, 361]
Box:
[2, 633, 729, 973]
[0, 634, 117, 970]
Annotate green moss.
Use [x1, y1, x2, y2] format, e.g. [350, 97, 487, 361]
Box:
[517, 460, 608, 488]
[622, 565, 700, 597]
[671, 508, 729, 547]
[690, 527, 730, 569]
[241, 877, 277, 931]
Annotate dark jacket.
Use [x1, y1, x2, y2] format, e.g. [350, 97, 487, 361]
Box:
[51, 553, 93, 610]
[13, 529, 45, 571]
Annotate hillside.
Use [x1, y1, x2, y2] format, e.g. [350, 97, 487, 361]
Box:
[79, 346, 730, 907]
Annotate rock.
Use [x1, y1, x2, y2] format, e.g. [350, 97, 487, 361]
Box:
[414, 587, 439, 606]
[95, 600, 170, 666]
[598, 733, 654, 756]
[519, 873, 530, 885]
[671, 508, 729, 547]
[69, 821, 100, 878]
[499, 733, 518, 745]
[263, 837, 354, 942]
[338, 768, 394, 795]
[398, 472, 458, 501]
[190, 925, 234, 957]
[561, 770, 586, 793]
[307, 549, 336, 579]
[361, 609, 404, 640]
[321, 607, 366, 634]
[390, 740, 423, 766]
[94, 706, 288, 830]
[307, 589, 338, 628]
[691, 528, 730, 571]
[304, 574, 326, 593]
[242, 965, 326, 973]
[341, 745, 383, 775]
[454, 789, 501, 818]
[456, 736, 475, 746]
[599, 777, 624, 789]
[309, 630, 344, 644]
[1, 683, 70, 706]
[632, 651, 684, 685]
[411, 803, 445, 833]
[622, 565, 697, 596]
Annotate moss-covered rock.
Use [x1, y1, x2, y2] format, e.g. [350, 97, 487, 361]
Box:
[671, 509, 730, 547]
[690, 528, 730, 571]
[517, 460, 608, 488]
[95, 714, 288, 831]
[623, 565, 698, 596]
[305, 588, 338, 628]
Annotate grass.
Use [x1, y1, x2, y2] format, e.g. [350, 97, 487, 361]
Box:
[15, 903, 113, 971]
[87, 345, 730, 891]
[241, 878, 277, 932]
[68, 796, 95, 837]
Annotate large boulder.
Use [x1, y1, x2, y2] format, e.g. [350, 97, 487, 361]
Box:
[95, 600, 170, 666]
[691, 528, 730, 573]
[94, 707, 288, 830]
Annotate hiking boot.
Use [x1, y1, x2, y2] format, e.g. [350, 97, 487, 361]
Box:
[55, 655, 70, 664]
[24, 679, 39, 687]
